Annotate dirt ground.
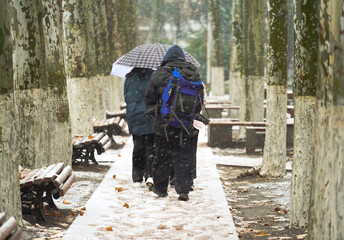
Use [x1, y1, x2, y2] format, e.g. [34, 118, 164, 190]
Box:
[22, 144, 308, 240]
[215, 146, 308, 240]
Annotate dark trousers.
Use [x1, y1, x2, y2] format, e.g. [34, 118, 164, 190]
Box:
[132, 134, 155, 182]
[152, 134, 194, 194]
[170, 131, 198, 181]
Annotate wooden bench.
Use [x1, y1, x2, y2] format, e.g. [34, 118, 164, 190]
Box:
[72, 132, 112, 165]
[0, 213, 22, 240]
[19, 163, 75, 222]
[205, 104, 240, 118]
[207, 118, 294, 152]
[105, 109, 126, 120]
[119, 102, 126, 110]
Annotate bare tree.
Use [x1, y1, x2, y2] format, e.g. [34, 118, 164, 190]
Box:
[308, 0, 344, 238]
[260, 0, 288, 177]
[0, 0, 22, 224]
[289, 0, 318, 228]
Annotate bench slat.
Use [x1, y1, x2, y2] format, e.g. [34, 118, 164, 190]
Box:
[33, 164, 56, 185]
[119, 118, 126, 129]
[0, 213, 5, 225]
[103, 140, 112, 152]
[59, 173, 76, 197]
[44, 162, 65, 182]
[93, 132, 105, 142]
[99, 135, 110, 147]
[53, 165, 73, 188]
[0, 217, 17, 240]
[23, 167, 46, 188]
[20, 169, 39, 188]
[7, 228, 22, 240]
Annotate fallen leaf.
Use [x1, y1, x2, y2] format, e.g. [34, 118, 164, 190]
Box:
[70, 212, 75, 216]
[52, 211, 62, 217]
[112, 174, 116, 179]
[95, 167, 104, 171]
[118, 154, 121, 157]
[106, 226, 113, 231]
[255, 230, 270, 237]
[274, 207, 282, 212]
[283, 209, 288, 214]
[123, 203, 129, 208]
[296, 234, 307, 239]
[157, 224, 167, 229]
[81, 206, 86, 211]
[63, 200, 71, 204]
[115, 187, 123, 192]
[174, 224, 183, 230]
[43, 213, 51, 216]
[74, 165, 83, 169]
[79, 210, 85, 216]
[88, 134, 94, 139]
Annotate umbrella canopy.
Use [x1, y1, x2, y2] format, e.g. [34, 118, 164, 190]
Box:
[110, 43, 200, 78]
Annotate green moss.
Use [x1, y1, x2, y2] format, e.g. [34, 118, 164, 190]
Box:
[0, 28, 5, 55]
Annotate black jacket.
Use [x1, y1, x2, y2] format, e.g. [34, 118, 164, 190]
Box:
[145, 47, 201, 137]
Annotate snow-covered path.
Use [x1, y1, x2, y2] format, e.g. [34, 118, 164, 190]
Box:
[63, 129, 238, 240]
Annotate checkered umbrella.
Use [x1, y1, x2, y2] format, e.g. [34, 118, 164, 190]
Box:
[110, 44, 200, 78]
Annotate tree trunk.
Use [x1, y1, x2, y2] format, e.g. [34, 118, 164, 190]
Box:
[308, 0, 344, 238]
[241, 0, 265, 126]
[12, 0, 71, 168]
[260, 0, 288, 177]
[12, 0, 48, 168]
[42, 0, 72, 166]
[208, 0, 224, 96]
[148, 0, 163, 44]
[0, 0, 22, 224]
[229, 0, 242, 117]
[64, 0, 134, 136]
[289, 0, 318, 229]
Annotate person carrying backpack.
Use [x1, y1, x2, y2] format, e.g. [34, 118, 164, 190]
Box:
[145, 45, 207, 201]
[124, 68, 155, 190]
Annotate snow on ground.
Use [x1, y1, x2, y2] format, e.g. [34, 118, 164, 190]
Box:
[63, 128, 238, 240]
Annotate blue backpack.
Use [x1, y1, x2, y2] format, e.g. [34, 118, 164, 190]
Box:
[161, 68, 207, 135]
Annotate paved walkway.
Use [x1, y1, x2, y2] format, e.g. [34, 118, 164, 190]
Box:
[63, 128, 238, 240]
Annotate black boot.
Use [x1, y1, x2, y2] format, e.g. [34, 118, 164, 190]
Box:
[178, 193, 189, 201]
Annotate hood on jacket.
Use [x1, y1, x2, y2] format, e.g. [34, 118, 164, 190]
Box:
[160, 45, 186, 66]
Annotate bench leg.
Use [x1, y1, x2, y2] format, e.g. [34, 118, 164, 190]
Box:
[246, 128, 257, 154]
[207, 125, 233, 148]
[44, 185, 58, 210]
[106, 128, 118, 149]
[84, 148, 90, 166]
[89, 148, 99, 165]
[33, 188, 46, 222]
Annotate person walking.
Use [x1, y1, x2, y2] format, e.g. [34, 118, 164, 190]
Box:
[124, 68, 155, 189]
[145, 45, 203, 201]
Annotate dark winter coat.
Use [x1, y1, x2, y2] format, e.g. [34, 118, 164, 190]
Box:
[145, 45, 201, 137]
[124, 68, 154, 135]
